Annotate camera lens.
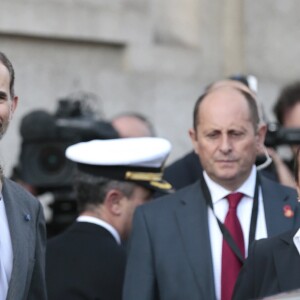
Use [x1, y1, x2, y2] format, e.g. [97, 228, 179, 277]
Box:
[39, 146, 66, 173]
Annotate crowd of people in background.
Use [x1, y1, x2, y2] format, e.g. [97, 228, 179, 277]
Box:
[2, 50, 300, 300]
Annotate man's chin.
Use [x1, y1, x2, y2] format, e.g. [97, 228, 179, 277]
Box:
[212, 171, 240, 184]
[216, 165, 237, 175]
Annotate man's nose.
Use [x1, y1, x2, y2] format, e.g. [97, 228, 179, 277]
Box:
[219, 135, 232, 153]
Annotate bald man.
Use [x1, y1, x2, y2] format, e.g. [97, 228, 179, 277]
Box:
[123, 85, 300, 300]
[111, 112, 155, 138]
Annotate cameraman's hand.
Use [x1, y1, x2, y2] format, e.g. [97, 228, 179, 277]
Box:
[267, 147, 296, 189]
[37, 192, 55, 223]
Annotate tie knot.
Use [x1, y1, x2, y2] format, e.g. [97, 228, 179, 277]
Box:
[226, 192, 243, 209]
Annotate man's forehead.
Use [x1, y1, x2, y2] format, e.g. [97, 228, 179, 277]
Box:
[198, 90, 254, 126]
[198, 113, 252, 129]
[200, 86, 250, 109]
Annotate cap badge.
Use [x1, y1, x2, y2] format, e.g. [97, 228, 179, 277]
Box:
[150, 181, 173, 190]
[125, 171, 163, 182]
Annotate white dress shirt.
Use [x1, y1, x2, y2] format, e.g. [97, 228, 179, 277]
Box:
[293, 228, 300, 255]
[0, 194, 13, 300]
[206, 166, 268, 300]
[77, 215, 121, 245]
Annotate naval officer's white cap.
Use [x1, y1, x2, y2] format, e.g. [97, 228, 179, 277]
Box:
[65, 137, 173, 193]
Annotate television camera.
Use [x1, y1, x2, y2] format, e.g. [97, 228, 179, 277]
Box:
[15, 98, 119, 235]
[264, 123, 300, 147]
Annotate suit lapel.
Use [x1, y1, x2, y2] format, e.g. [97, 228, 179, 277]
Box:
[3, 179, 32, 298]
[175, 182, 216, 300]
[260, 176, 298, 237]
[273, 230, 300, 291]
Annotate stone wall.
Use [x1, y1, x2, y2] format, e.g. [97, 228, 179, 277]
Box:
[0, 0, 299, 175]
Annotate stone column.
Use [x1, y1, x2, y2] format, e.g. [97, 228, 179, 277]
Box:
[222, 0, 244, 75]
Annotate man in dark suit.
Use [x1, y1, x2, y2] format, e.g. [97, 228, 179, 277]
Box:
[233, 147, 300, 299]
[0, 51, 47, 300]
[232, 229, 300, 299]
[163, 150, 202, 190]
[123, 85, 300, 300]
[46, 137, 173, 300]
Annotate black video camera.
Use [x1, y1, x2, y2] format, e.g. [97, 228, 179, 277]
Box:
[265, 123, 300, 147]
[18, 99, 119, 190]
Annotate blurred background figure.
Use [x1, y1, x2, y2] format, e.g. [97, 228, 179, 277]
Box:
[46, 137, 173, 300]
[233, 147, 300, 299]
[111, 112, 156, 138]
[11, 101, 158, 237]
[266, 81, 300, 188]
[11, 94, 119, 237]
[273, 81, 300, 161]
[251, 80, 300, 190]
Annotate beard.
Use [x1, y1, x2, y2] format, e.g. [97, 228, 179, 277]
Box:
[0, 113, 11, 140]
[0, 119, 10, 140]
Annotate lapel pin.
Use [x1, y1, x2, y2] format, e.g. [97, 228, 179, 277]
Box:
[283, 205, 294, 218]
[24, 214, 31, 222]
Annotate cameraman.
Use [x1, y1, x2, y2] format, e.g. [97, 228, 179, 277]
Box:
[269, 81, 300, 189]
[11, 98, 120, 237]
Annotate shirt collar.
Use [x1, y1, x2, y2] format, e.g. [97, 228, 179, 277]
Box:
[203, 165, 257, 204]
[293, 228, 300, 255]
[76, 215, 121, 245]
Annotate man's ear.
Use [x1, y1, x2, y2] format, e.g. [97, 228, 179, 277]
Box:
[256, 123, 267, 151]
[104, 189, 125, 216]
[189, 128, 199, 155]
[9, 96, 18, 120]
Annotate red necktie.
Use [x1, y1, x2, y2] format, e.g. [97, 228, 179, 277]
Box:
[221, 192, 245, 300]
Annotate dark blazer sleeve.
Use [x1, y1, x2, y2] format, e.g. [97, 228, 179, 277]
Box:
[232, 241, 259, 300]
[233, 229, 300, 300]
[232, 238, 280, 300]
[163, 151, 202, 190]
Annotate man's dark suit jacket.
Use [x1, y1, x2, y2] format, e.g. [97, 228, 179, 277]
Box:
[233, 228, 300, 300]
[3, 177, 47, 300]
[163, 151, 202, 190]
[123, 175, 300, 300]
[46, 221, 126, 300]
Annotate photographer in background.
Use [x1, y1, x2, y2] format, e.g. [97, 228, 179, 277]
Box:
[11, 96, 119, 237]
[232, 147, 300, 299]
[272, 81, 300, 177]
[258, 81, 300, 189]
